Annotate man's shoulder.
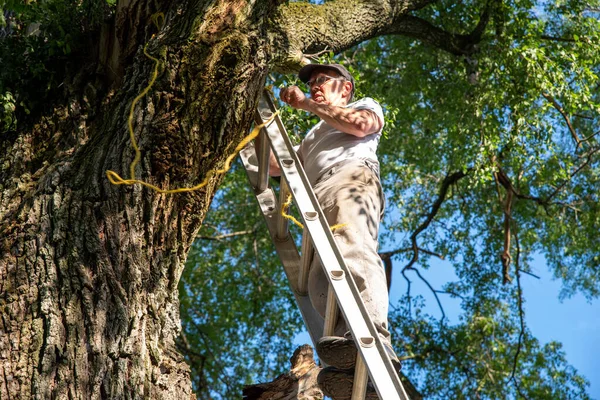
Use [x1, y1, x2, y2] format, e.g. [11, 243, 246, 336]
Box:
[348, 97, 384, 125]
[348, 97, 382, 112]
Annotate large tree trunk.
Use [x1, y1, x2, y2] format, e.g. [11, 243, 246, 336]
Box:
[0, 0, 484, 398]
[0, 0, 271, 398]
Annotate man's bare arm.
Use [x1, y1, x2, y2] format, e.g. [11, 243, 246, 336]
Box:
[281, 86, 382, 137]
[305, 101, 382, 137]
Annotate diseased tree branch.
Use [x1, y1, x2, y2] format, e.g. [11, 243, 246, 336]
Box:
[509, 231, 531, 400]
[494, 169, 515, 284]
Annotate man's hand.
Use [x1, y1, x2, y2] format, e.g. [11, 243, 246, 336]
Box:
[280, 86, 308, 110]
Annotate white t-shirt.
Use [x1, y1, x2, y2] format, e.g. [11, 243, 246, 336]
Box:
[297, 97, 384, 185]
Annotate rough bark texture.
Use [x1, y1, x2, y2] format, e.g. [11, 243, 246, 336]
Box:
[1, 0, 271, 398]
[0, 0, 488, 398]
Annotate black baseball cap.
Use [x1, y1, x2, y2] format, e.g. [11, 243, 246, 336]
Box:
[298, 63, 355, 100]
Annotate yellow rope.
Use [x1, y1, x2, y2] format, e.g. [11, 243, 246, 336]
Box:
[280, 194, 347, 232]
[105, 11, 280, 195]
[329, 223, 348, 232]
[106, 112, 278, 194]
[281, 194, 304, 229]
[108, 12, 349, 234]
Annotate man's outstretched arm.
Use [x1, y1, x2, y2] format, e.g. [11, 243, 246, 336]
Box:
[281, 86, 382, 138]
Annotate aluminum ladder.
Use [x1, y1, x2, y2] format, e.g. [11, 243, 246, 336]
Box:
[239, 91, 410, 400]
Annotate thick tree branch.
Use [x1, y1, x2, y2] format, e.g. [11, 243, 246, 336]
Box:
[272, 0, 491, 71]
[387, 12, 488, 56]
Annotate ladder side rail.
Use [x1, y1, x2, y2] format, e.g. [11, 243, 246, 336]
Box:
[256, 129, 270, 192]
[239, 145, 324, 347]
[257, 92, 410, 400]
[277, 178, 291, 240]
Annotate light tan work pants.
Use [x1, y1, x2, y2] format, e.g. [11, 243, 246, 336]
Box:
[308, 159, 391, 345]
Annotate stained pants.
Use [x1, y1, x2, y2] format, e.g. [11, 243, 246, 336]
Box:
[307, 159, 391, 345]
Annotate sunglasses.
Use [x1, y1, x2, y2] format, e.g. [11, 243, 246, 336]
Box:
[306, 75, 346, 89]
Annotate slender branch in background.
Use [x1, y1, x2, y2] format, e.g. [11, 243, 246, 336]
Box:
[408, 266, 447, 321]
[177, 333, 208, 387]
[381, 247, 445, 260]
[303, 46, 330, 60]
[518, 269, 540, 279]
[545, 146, 600, 202]
[402, 268, 413, 317]
[197, 329, 237, 394]
[177, 329, 207, 368]
[541, 93, 582, 148]
[510, 230, 530, 400]
[573, 113, 595, 120]
[402, 170, 467, 272]
[578, 130, 600, 148]
[493, 145, 599, 215]
[198, 229, 256, 241]
[436, 289, 467, 301]
[540, 35, 577, 43]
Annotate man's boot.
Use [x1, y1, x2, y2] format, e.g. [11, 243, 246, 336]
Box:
[316, 333, 401, 371]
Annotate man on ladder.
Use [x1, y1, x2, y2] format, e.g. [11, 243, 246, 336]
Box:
[269, 63, 401, 399]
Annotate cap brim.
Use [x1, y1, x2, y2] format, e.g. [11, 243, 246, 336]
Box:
[298, 64, 322, 83]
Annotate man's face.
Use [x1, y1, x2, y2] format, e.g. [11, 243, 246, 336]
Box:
[308, 70, 350, 106]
